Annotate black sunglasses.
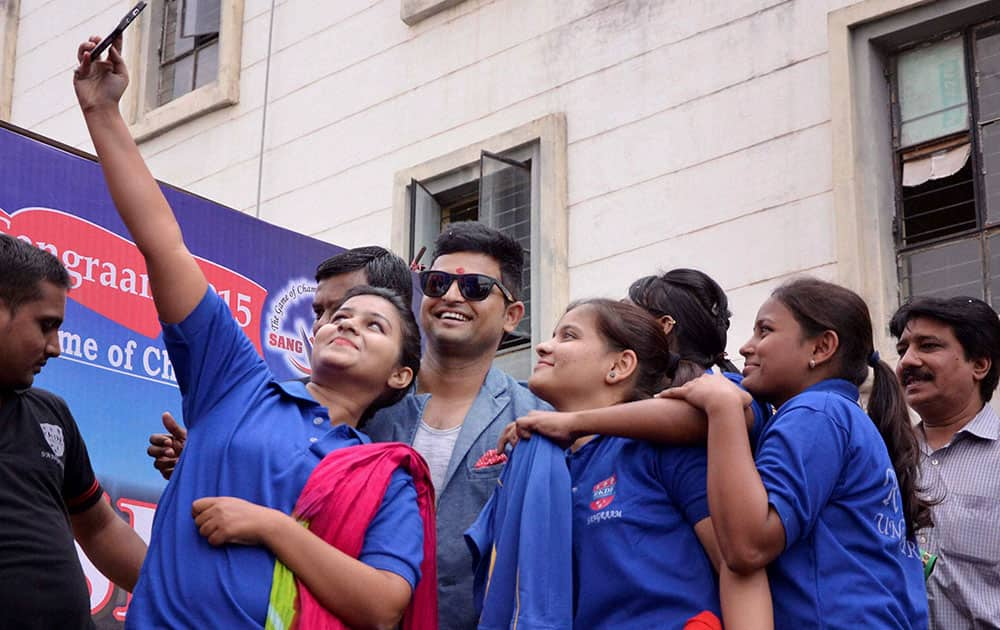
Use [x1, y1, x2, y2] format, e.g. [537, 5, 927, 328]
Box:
[418, 270, 514, 302]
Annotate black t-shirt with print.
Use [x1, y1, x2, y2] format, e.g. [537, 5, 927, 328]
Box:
[0, 387, 103, 630]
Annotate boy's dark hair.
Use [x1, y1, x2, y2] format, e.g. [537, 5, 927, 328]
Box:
[628, 268, 738, 373]
[315, 246, 413, 305]
[334, 285, 421, 416]
[431, 222, 524, 300]
[889, 296, 1000, 403]
[772, 277, 932, 535]
[0, 234, 71, 312]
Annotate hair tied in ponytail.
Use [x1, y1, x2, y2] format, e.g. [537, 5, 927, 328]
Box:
[868, 351, 880, 368]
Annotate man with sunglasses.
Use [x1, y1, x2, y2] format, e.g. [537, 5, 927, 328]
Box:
[365, 221, 550, 630]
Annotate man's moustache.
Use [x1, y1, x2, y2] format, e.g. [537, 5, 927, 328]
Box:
[900, 367, 933, 383]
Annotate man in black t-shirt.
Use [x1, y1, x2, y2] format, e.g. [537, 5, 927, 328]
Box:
[0, 235, 146, 629]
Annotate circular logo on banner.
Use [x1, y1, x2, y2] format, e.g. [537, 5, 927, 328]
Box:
[264, 278, 317, 379]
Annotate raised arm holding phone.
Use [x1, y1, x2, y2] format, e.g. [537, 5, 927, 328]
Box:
[73, 36, 435, 629]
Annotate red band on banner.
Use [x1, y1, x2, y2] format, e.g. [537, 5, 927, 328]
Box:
[0, 207, 266, 353]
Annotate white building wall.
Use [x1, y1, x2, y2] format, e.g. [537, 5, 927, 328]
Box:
[7, 0, 871, 360]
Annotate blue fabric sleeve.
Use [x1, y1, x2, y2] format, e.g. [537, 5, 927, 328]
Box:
[161, 288, 270, 429]
[470, 436, 574, 630]
[722, 372, 772, 450]
[754, 405, 848, 548]
[658, 446, 710, 525]
[465, 491, 498, 616]
[359, 468, 424, 589]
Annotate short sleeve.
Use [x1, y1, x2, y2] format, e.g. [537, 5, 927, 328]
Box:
[55, 398, 103, 514]
[161, 288, 271, 428]
[359, 468, 424, 589]
[754, 405, 848, 548]
[658, 446, 710, 525]
[721, 372, 772, 451]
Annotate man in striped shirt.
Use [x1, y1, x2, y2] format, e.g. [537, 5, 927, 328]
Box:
[891, 296, 1000, 629]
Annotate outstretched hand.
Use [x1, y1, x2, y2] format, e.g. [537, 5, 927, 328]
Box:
[656, 372, 751, 414]
[148, 412, 187, 481]
[497, 409, 582, 452]
[74, 35, 128, 112]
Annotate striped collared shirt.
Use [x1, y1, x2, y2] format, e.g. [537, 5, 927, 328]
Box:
[916, 403, 1000, 629]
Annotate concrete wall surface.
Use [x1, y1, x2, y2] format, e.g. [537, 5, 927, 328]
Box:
[6, 0, 941, 361]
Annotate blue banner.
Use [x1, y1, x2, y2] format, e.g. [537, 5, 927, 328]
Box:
[0, 123, 341, 626]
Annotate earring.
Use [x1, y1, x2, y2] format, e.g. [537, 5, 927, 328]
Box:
[608, 371, 616, 378]
[809, 359, 816, 369]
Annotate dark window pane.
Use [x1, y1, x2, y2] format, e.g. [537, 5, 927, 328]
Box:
[900, 159, 976, 245]
[982, 121, 1000, 225]
[480, 153, 531, 349]
[974, 24, 1000, 122]
[901, 237, 984, 300]
[409, 178, 443, 267]
[989, 232, 1000, 309]
[161, 0, 194, 62]
[182, 0, 221, 38]
[194, 42, 219, 89]
[159, 55, 195, 105]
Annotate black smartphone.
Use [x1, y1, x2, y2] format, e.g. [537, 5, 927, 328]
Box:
[91, 1, 148, 59]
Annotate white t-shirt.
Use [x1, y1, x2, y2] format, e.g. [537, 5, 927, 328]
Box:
[411, 420, 462, 493]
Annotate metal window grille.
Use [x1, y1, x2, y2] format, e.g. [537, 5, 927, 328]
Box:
[892, 21, 1000, 310]
[409, 151, 533, 351]
[157, 0, 221, 106]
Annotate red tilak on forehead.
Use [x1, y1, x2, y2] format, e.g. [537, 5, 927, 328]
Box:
[456, 267, 465, 274]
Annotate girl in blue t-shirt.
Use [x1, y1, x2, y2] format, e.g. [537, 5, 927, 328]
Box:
[523, 298, 770, 629]
[663, 277, 930, 629]
[74, 38, 429, 628]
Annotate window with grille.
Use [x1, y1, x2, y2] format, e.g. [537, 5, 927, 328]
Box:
[157, 0, 221, 106]
[122, 0, 242, 141]
[891, 21, 1000, 310]
[410, 151, 534, 372]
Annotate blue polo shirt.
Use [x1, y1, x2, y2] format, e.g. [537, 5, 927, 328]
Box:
[568, 435, 719, 628]
[719, 371, 772, 451]
[756, 379, 928, 629]
[126, 289, 424, 628]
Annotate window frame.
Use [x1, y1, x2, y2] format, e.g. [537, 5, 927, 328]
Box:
[0, 0, 19, 122]
[828, 0, 1000, 353]
[391, 114, 568, 374]
[410, 148, 534, 354]
[889, 20, 1000, 303]
[121, 0, 244, 142]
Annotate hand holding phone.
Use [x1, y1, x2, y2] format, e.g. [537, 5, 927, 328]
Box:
[91, 1, 147, 59]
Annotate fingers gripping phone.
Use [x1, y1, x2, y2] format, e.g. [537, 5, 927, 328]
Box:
[91, 1, 148, 59]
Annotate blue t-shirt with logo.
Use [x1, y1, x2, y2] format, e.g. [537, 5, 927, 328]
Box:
[126, 289, 424, 628]
[756, 379, 928, 629]
[568, 435, 719, 628]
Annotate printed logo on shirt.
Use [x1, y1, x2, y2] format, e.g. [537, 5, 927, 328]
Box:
[39, 423, 65, 457]
[873, 467, 920, 559]
[590, 474, 616, 511]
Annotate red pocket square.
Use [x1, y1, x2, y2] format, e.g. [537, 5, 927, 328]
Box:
[473, 449, 508, 468]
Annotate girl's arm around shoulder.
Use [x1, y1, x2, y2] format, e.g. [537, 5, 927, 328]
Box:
[500, 394, 755, 452]
[664, 374, 786, 574]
